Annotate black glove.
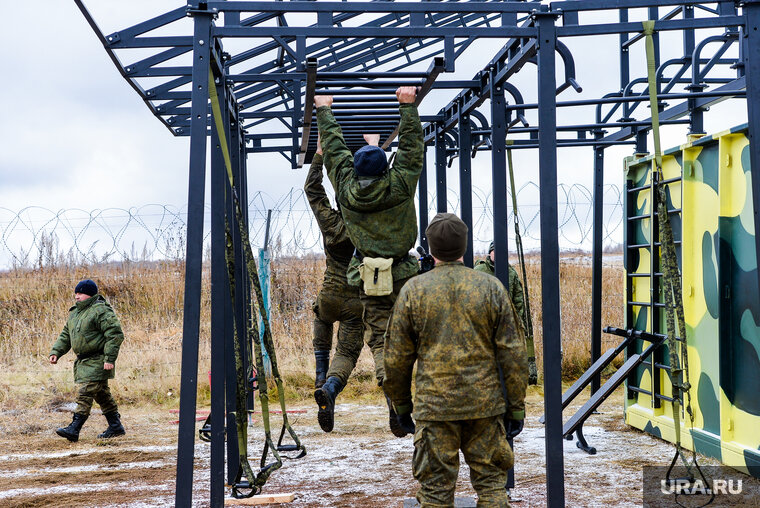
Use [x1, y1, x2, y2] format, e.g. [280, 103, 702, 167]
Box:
[397, 412, 416, 436]
[505, 418, 524, 439]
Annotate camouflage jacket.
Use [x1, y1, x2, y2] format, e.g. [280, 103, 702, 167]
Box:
[384, 262, 528, 421]
[50, 294, 125, 383]
[304, 153, 357, 296]
[317, 104, 423, 284]
[474, 257, 527, 326]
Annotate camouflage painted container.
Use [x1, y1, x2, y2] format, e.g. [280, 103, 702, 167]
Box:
[623, 124, 760, 478]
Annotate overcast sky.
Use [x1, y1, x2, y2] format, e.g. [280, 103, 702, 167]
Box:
[0, 2, 748, 262]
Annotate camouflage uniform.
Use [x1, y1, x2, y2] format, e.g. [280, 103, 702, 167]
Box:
[50, 294, 125, 416]
[385, 262, 528, 507]
[305, 153, 364, 385]
[474, 258, 526, 326]
[318, 103, 423, 384]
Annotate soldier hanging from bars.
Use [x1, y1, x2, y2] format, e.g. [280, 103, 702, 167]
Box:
[304, 132, 366, 432]
[314, 86, 424, 437]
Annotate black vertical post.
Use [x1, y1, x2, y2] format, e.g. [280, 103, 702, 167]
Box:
[490, 75, 509, 286]
[590, 142, 604, 395]
[435, 126, 448, 213]
[458, 111, 474, 267]
[743, 2, 760, 320]
[209, 71, 228, 508]
[535, 8, 565, 507]
[620, 8, 630, 120]
[175, 9, 212, 508]
[419, 146, 430, 251]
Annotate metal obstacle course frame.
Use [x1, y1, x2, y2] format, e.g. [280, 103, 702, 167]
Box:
[74, 1, 760, 507]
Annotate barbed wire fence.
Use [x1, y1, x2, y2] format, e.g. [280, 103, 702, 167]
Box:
[0, 183, 624, 270]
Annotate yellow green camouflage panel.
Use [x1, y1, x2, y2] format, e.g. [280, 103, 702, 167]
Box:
[304, 153, 356, 295]
[384, 262, 528, 421]
[623, 123, 760, 478]
[317, 104, 423, 284]
[50, 295, 125, 383]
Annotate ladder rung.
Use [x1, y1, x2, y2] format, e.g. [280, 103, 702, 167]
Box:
[627, 176, 682, 194]
[628, 301, 667, 308]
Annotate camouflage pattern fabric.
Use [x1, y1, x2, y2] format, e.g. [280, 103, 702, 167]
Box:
[304, 153, 355, 292]
[384, 261, 528, 421]
[362, 275, 413, 384]
[312, 291, 364, 386]
[413, 416, 512, 508]
[317, 103, 423, 285]
[50, 294, 125, 383]
[75, 380, 118, 416]
[473, 258, 526, 328]
[305, 153, 365, 385]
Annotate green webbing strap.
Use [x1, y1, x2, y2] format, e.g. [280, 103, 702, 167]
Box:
[209, 67, 305, 497]
[506, 142, 537, 383]
[643, 23, 711, 500]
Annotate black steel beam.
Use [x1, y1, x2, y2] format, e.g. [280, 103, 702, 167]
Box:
[458, 111, 474, 267]
[535, 8, 565, 507]
[175, 11, 212, 508]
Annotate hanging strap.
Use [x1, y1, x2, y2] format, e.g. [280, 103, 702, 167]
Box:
[643, 22, 712, 503]
[208, 66, 306, 498]
[505, 142, 536, 367]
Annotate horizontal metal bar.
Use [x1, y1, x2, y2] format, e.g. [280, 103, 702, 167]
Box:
[554, 0, 730, 12]
[627, 240, 682, 249]
[627, 272, 664, 278]
[640, 360, 673, 371]
[557, 16, 743, 37]
[228, 73, 307, 82]
[627, 208, 682, 221]
[318, 71, 429, 79]
[206, 2, 537, 14]
[213, 26, 537, 39]
[507, 89, 745, 111]
[627, 176, 682, 193]
[627, 385, 676, 402]
[628, 301, 667, 308]
[108, 36, 193, 48]
[504, 119, 690, 134]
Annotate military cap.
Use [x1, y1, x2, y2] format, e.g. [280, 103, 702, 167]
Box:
[353, 145, 387, 177]
[75, 279, 98, 296]
[426, 213, 468, 262]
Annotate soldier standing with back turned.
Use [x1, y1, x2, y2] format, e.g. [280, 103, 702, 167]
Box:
[305, 134, 365, 432]
[314, 86, 423, 437]
[384, 213, 528, 507]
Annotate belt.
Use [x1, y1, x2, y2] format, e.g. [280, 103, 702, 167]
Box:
[353, 249, 407, 266]
[76, 351, 103, 361]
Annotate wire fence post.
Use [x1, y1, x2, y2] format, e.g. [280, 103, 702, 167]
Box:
[258, 209, 273, 376]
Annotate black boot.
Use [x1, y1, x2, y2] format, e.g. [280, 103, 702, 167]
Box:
[314, 350, 330, 389]
[98, 411, 125, 439]
[314, 376, 344, 432]
[56, 412, 88, 442]
[385, 395, 408, 438]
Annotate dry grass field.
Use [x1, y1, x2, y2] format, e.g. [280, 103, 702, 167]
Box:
[0, 253, 624, 411]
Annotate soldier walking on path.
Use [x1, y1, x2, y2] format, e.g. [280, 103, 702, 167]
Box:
[315, 86, 424, 437]
[49, 279, 125, 442]
[475, 241, 538, 384]
[306, 134, 365, 432]
[384, 213, 529, 507]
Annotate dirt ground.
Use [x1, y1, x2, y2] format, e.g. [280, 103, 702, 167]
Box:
[0, 387, 749, 507]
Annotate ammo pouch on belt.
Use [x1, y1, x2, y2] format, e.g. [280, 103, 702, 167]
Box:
[359, 257, 394, 296]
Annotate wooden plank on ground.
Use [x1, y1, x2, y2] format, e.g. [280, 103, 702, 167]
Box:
[224, 493, 295, 505]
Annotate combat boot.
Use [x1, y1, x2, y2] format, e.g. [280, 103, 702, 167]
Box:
[314, 350, 330, 388]
[56, 412, 88, 442]
[98, 411, 125, 439]
[314, 376, 344, 432]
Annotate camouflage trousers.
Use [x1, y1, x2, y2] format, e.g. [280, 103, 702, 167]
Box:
[312, 289, 364, 386]
[361, 275, 413, 385]
[75, 380, 118, 416]
[413, 416, 512, 508]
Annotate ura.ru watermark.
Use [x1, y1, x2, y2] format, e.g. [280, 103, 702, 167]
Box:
[643, 465, 760, 507]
